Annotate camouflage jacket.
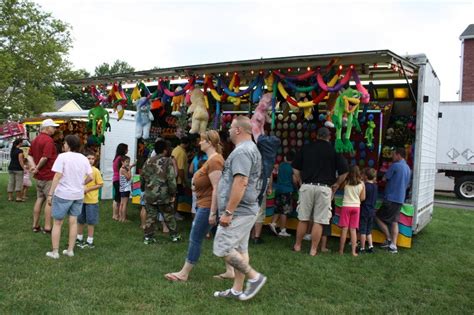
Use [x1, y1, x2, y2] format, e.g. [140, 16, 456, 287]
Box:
[141, 154, 177, 205]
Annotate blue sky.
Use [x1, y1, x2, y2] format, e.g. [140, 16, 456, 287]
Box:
[34, 0, 474, 101]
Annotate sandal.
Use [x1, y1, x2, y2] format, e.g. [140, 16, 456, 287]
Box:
[32, 226, 42, 233]
[164, 273, 187, 282]
[213, 273, 235, 280]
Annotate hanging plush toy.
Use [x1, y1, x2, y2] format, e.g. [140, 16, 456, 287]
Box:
[171, 87, 185, 116]
[333, 88, 362, 153]
[365, 120, 376, 149]
[251, 93, 272, 141]
[324, 93, 339, 128]
[87, 106, 111, 144]
[135, 97, 154, 139]
[187, 89, 209, 134]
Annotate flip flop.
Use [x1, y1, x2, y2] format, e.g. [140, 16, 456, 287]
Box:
[164, 273, 187, 282]
[213, 274, 235, 280]
[291, 247, 302, 253]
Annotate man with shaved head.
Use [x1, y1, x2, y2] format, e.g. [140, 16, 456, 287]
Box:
[213, 115, 267, 301]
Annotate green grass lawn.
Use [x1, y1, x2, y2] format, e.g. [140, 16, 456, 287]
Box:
[0, 174, 473, 314]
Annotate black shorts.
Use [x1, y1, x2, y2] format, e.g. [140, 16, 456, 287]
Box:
[120, 191, 131, 198]
[113, 181, 121, 203]
[376, 200, 402, 224]
[359, 214, 374, 235]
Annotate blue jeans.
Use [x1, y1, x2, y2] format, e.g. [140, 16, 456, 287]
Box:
[186, 207, 210, 265]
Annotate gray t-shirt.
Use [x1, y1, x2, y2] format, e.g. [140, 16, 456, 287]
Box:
[217, 140, 262, 216]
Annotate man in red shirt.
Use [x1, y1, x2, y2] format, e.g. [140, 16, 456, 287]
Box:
[27, 119, 59, 233]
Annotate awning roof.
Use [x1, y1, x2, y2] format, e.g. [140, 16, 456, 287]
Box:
[65, 49, 419, 86]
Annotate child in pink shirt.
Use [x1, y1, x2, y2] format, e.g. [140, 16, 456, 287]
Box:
[338, 165, 366, 256]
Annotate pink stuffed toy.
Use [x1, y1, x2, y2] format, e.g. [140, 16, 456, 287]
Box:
[251, 93, 272, 141]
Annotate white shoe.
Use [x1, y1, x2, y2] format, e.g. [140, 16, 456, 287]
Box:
[46, 251, 59, 259]
[269, 223, 278, 235]
[62, 250, 74, 257]
[278, 230, 291, 237]
[303, 234, 312, 241]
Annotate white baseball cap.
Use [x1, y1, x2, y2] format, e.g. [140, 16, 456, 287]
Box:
[41, 119, 60, 128]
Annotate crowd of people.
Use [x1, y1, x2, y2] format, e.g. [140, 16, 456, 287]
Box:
[15, 115, 412, 301]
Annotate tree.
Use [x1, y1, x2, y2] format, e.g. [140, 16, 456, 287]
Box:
[0, 0, 72, 120]
[52, 68, 96, 110]
[94, 60, 135, 77]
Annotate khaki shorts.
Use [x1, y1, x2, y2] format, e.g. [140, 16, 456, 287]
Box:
[213, 215, 257, 257]
[296, 184, 332, 224]
[36, 180, 52, 199]
[255, 195, 267, 224]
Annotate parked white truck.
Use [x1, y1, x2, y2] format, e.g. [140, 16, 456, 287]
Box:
[437, 102, 474, 199]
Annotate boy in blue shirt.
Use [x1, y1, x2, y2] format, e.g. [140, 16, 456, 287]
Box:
[375, 147, 411, 254]
[269, 151, 296, 237]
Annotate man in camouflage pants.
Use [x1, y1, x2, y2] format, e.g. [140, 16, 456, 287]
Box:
[141, 139, 181, 243]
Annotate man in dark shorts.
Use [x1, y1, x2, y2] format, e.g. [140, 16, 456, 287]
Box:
[375, 147, 411, 254]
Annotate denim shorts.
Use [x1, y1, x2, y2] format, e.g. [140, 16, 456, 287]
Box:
[52, 196, 83, 220]
[78, 203, 99, 225]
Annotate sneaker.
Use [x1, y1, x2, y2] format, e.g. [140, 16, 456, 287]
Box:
[269, 223, 278, 235]
[388, 246, 398, 254]
[75, 239, 84, 247]
[33, 226, 42, 233]
[278, 230, 291, 237]
[367, 247, 374, 254]
[239, 274, 267, 301]
[46, 251, 59, 259]
[144, 237, 157, 245]
[62, 250, 74, 257]
[380, 240, 391, 249]
[42, 229, 52, 235]
[213, 289, 241, 299]
[84, 242, 95, 249]
[303, 234, 312, 241]
[174, 212, 184, 221]
[170, 234, 182, 242]
[358, 248, 366, 254]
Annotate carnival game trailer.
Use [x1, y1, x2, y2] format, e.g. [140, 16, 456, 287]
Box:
[68, 50, 440, 248]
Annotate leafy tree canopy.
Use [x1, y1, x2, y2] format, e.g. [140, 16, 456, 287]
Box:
[94, 60, 135, 77]
[0, 0, 73, 120]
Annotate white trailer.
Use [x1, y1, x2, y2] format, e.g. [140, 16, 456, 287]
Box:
[40, 110, 137, 200]
[64, 50, 441, 236]
[405, 54, 441, 233]
[436, 102, 474, 199]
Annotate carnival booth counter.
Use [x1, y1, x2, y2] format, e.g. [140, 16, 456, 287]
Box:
[68, 50, 440, 249]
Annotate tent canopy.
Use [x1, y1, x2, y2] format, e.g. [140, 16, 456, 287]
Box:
[65, 50, 420, 86]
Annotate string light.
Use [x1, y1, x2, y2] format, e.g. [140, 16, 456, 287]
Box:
[307, 66, 311, 71]
[338, 65, 343, 70]
[287, 68, 292, 72]
[297, 68, 301, 72]
[225, 72, 229, 76]
[251, 70, 255, 75]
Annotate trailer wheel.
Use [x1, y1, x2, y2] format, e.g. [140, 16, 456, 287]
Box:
[454, 176, 474, 200]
